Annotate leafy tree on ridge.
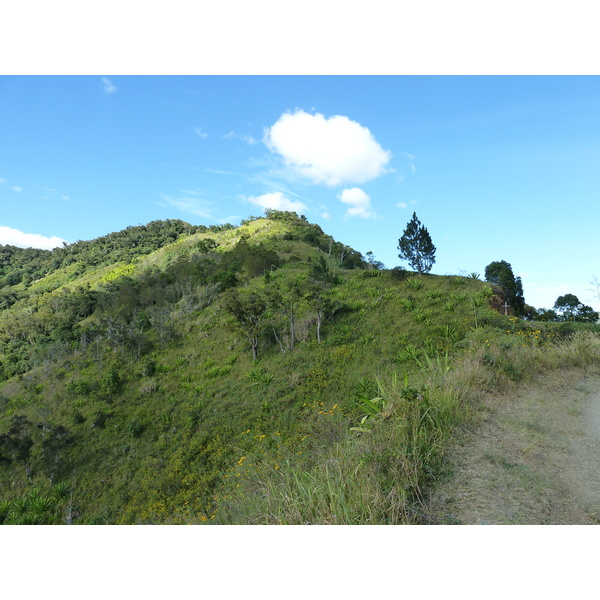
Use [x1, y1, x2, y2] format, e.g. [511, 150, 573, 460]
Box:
[484, 260, 525, 316]
[554, 294, 598, 322]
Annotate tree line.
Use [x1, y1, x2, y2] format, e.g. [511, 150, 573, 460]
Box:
[0, 219, 233, 293]
[397, 212, 598, 323]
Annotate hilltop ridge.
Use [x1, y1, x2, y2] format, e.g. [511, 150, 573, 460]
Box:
[2, 210, 589, 525]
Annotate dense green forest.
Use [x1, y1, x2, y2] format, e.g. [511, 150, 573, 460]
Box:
[1, 210, 599, 524]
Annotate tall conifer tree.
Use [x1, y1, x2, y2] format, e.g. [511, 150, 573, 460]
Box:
[397, 212, 436, 275]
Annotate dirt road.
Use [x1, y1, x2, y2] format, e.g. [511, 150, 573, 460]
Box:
[427, 368, 600, 524]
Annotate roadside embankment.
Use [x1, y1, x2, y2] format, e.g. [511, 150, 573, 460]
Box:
[427, 368, 600, 524]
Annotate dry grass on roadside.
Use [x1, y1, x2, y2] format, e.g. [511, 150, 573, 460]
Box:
[216, 330, 600, 525]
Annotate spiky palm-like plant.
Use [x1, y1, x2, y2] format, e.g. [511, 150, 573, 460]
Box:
[0, 500, 12, 524]
[53, 481, 74, 524]
[29, 495, 57, 518]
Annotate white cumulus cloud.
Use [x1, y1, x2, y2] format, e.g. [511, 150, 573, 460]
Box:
[247, 191, 307, 214]
[264, 109, 391, 187]
[338, 187, 377, 219]
[102, 77, 117, 94]
[0, 226, 66, 250]
[194, 127, 208, 138]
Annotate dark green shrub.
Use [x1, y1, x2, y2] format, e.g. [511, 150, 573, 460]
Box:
[101, 368, 122, 395]
[140, 359, 156, 377]
[390, 266, 409, 281]
[91, 412, 108, 429]
[66, 379, 94, 396]
[72, 411, 86, 424]
[127, 419, 145, 438]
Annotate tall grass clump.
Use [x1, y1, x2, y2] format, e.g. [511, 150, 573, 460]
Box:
[232, 329, 600, 525]
[224, 372, 467, 524]
[556, 330, 600, 369]
[450, 327, 600, 395]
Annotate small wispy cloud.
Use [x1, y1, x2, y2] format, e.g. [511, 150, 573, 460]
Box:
[317, 204, 331, 220]
[219, 215, 241, 225]
[338, 187, 378, 219]
[397, 202, 407, 209]
[37, 185, 70, 201]
[223, 131, 258, 145]
[249, 172, 306, 199]
[160, 194, 215, 219]
[0, 178, 5, 184]
[194, 127, 208, 138]
[402, 152, 417, 173]
[0, 225, 66, 250]
[11, 186, 23, 192]
[102, 77, 117, 94]
[203, 168, 238, 176]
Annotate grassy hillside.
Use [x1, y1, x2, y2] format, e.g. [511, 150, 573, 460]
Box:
[1, 211, 598, 524]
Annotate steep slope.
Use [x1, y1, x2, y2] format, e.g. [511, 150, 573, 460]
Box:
[1, 211, 508, 524]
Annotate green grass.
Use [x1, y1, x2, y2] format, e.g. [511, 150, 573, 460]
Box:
[1, 215, 599, 524]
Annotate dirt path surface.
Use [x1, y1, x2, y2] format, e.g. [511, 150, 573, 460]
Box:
[427, 368, 600, 524]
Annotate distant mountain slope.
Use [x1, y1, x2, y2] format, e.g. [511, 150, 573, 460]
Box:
[0, 219, 224, 296]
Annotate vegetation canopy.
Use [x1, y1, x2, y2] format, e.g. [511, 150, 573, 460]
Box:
[484, 260, 525, 317]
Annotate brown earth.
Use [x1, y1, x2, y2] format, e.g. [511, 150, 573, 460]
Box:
[425, 367, 600, 525]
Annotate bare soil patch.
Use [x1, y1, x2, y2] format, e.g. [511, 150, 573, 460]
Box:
[426, 368, 600, 524]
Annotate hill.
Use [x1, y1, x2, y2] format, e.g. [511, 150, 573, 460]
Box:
[1, 210, 598, 524]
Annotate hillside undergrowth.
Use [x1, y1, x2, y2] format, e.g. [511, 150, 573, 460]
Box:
[1, 211, 598, 524]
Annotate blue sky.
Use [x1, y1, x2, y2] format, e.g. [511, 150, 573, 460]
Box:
[1, 75, 599, 312]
